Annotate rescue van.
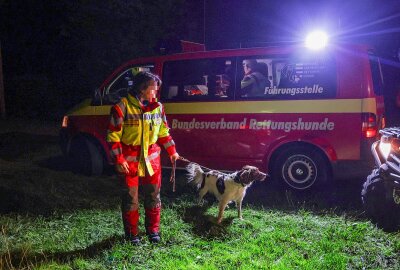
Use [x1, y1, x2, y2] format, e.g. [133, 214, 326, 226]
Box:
[60, 40, 385, 190]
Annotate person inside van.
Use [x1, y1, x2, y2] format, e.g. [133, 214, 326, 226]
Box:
[240, 59, 270, 97]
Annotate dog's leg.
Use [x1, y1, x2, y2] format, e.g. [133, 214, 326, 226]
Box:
[236, 199, 243, 220]
[197, 188, 208, 206]
[217, 199, 229, 224]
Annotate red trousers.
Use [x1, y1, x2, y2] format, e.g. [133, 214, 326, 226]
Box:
[120, 144, 162, 237]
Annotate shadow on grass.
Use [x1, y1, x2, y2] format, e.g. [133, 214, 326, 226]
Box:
[167, 174, 368, 222]
[0, 130, 122, 215]
[0, 132, 58, 161]
[37, 155, 71, 172]
[0, 169, 121, 216]
[0, 235, 123, 269]
[243, 179, 367, 219]
[0, 186, 56, 216]
[37, 154, 115, 176]
[181, 204, 233, 239]
[162, 167, 367, 212]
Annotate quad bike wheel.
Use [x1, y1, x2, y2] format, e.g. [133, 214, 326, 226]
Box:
[361, 169, 400, 231]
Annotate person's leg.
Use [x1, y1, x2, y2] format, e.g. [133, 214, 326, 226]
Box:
[142, 171, 161, 234]
[142, 148, 162, 242]
[119, 144, 141, 243]
[121, 174, 140, 243]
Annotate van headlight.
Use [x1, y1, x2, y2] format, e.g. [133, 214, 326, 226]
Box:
[378, 141, 391, 160]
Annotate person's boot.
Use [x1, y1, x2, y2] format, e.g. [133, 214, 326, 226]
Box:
[126, 234, 141, 245]
[147, 232, 161, 243]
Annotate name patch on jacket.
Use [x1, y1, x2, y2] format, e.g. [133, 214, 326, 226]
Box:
[143, 113, 161, 120]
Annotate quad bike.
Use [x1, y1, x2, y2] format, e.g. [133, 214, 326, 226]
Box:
[361, 127, 400, 231]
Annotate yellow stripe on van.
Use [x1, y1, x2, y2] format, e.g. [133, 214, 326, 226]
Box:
[68, 98, 377, 116]
[164, 98, 377, 114]
[68, 103, 112, 116]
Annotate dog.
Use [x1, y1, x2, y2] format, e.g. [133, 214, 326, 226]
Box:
[186, 163, 267, 224]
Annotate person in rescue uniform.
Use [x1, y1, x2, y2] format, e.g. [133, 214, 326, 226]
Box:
[107, 71, 179, 244]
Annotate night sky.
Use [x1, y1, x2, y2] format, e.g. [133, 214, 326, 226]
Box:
[206, 0, 400, 53]
[1, 0, 400, 119]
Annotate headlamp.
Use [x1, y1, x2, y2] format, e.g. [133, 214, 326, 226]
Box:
[378, 141, 391, 160]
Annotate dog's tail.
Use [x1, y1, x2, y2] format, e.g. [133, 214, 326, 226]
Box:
[186, 163, 204, 188]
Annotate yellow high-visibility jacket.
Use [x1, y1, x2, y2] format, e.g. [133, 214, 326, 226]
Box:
[107, 94, 176, 176]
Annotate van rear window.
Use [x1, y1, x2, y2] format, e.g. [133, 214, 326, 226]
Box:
[238, 56, 337, 100]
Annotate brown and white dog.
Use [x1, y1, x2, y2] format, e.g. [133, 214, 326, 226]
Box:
[186, 163, 267, 223]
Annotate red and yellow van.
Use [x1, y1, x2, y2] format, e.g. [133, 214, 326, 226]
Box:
[60, 40, 385, 190]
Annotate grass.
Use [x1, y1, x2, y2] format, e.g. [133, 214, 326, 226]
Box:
[1, 199, 399, 269]
[0, 117, 399, 269]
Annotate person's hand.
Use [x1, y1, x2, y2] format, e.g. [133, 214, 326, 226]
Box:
[115, 161, 130, 174]
[170, 153, 180, 163]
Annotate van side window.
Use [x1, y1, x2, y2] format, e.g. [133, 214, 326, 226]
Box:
[161, 58, 235, 101]
[237, 56, 336, 100]
[101, 64, 155, 105]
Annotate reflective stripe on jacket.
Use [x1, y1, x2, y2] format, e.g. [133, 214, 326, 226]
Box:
[107, 94, 176, 176]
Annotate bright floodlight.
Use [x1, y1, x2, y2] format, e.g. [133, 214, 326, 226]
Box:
[305, 31, 328, 50]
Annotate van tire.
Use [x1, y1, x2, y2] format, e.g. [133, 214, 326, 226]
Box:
[69, 137, 104, 176]
[272, 146, 330, 190]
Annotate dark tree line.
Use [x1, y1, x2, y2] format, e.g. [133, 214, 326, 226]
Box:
[0, 0, 202, 119]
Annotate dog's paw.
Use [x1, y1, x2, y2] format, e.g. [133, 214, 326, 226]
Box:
[217, 218, 223, 224]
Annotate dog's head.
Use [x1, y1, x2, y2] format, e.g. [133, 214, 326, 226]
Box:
[236, 165, 268, 185]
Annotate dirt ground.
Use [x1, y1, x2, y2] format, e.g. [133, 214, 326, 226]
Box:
[0, 117, 368, 218]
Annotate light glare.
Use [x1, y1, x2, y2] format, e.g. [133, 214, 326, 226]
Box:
[379, 141, 391, 159]
[305, 31, 328, 50]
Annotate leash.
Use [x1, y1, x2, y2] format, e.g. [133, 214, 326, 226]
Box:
[170, 159, 176, 192]
[169, 156, 230, 192]
[170, 156, 189, 192]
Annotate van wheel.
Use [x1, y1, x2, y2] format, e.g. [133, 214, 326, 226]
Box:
[272, 146, 330, 190]
[69, 137, 104, 176]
